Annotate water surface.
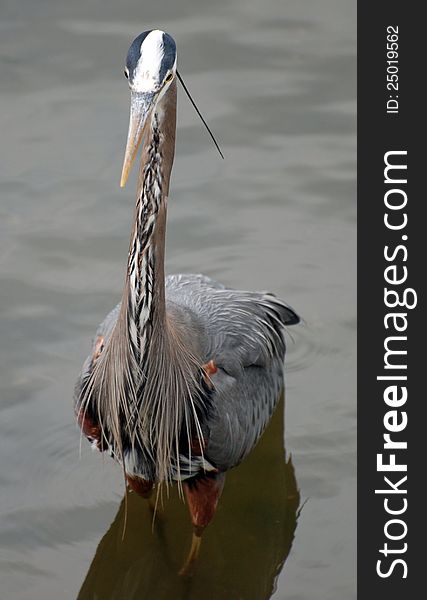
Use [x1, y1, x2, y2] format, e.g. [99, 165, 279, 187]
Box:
[0, 1, 356, 598]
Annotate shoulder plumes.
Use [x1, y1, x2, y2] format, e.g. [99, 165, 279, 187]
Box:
[77, 306, 209, 486]
[77, 307, 142, 460]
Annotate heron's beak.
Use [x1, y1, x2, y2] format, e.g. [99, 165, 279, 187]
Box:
[120, 91, 157, 188]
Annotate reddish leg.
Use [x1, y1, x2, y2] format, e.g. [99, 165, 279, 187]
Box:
[180, 472, 226, 575]
[126, 475, 154, 499]
[126, 475, 161, 520]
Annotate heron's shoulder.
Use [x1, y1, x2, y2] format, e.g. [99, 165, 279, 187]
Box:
[96, 303, 121, 339]
[166, 273, 299, 326]
[165, 273, 299, 373]
[165, 273, 227, 292]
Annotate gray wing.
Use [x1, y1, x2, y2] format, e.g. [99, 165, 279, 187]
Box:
[165, 273, 299, 471]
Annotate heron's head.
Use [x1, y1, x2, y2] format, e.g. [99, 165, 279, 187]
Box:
[120, 30, 177, 187]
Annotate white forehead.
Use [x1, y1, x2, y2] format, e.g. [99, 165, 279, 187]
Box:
[132, 30, 168, 92]
[140, 30, 165, 74]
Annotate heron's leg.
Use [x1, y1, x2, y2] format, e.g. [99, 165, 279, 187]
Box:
[179, 471, 226, 576]
[126, 476, 160, 518]
[126, 475, 154, 499]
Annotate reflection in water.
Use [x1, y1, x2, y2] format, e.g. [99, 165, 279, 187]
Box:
[78, 396, 299, 600]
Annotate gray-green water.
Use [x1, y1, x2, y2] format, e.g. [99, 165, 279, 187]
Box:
[0, 1, 356, 598]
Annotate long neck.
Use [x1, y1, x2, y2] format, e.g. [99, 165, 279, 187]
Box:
[83, 80, 208, 482]
[124, 81, 176, 358]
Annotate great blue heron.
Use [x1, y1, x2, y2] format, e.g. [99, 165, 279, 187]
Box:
[75, 29, 299, 572]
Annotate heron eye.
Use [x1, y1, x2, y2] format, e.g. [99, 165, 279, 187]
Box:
[124, 68, 129, 79]
[165, 73, 174, 83]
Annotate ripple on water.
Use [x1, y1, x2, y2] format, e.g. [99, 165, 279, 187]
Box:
[285, 325, 324, 374]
